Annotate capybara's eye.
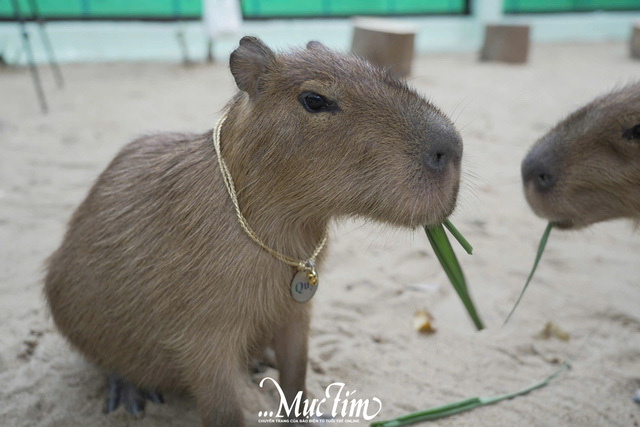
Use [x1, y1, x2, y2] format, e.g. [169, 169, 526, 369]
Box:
[622, 124, 640, 141]
[299, 92, 336, 113]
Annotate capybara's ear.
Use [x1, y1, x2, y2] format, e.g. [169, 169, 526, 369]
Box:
[230, 36, 276, 98]
[306, 40, 327, 51]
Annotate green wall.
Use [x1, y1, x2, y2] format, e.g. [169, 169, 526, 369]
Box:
[241, 0, 468, 17]
[504, 0, 640, 13]
[0, 0, 201, 19]
[0, 0, 467, 20]
[2, 0, 639, 20]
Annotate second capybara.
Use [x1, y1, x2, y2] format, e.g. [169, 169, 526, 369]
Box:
[45, 36, 463, 426]
[522, 82, 640, 228]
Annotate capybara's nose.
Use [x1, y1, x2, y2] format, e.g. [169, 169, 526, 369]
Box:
[521, 152, 556, 192]
[422, 126, 463, 174]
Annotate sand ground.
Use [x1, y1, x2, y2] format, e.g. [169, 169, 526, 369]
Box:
[1, 42, 639, 427]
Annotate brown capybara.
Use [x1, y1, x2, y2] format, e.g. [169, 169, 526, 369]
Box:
[45, 36, 463, 426]
[522, 82, 640, 229]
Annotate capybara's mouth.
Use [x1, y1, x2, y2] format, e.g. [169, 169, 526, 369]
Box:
[394, 178, 459, 229]
[523, 185, 561, 224]
[422, 205, 456, 228]
[550, 219, 574, 230]
[524, 184, 611, 230]
[527, 196, 577, 230]
[422, 176, 460, 227]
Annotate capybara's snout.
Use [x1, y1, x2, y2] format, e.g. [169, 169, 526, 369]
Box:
[421, 119, 463, 175]
[521, 142, 558, 193]
[410, 113, 463, 226]
[520, 136, 574, 227]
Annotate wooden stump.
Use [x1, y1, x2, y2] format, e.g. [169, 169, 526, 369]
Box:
[630, 24, 640, 59]
[480, 24, 530, 64]
[351, 17, 416, 78]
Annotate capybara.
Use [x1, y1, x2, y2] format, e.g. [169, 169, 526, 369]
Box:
[45, 36, 463, 426]
[522, 82, 640, 228]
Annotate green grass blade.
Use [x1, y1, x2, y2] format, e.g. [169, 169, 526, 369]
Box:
[370, 358, 573, 427]
[370, 398, 482, 427]
[503, 222, 554, 325]
[371, 335, 590, 427]
[425, 225, 464, 286]
[424, 224, 484, 330]
[424, 226, 467, 304]
[443, 219, 473, 254]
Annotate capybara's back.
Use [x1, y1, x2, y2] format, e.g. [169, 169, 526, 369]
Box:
[46, 131, 226, 390]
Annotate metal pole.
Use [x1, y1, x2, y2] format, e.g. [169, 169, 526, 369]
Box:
[10, 0, 48, 113]
[27, 0, 64, 88]
[206, 37, 214, 63]
[173, 0, 191, 65]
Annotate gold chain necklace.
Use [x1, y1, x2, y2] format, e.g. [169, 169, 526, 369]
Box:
[213, 113, 328, 302]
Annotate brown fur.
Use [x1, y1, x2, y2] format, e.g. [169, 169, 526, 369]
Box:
[522, 82, 640, 229]
[45, 37, 463, 426]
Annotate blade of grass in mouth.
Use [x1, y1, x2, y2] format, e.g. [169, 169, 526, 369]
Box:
[503, 222, 554, 325]
[424, 221, 483, 330]
[443, 219, 473, 255]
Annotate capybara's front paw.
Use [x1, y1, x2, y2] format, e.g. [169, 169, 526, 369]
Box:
[104, 372, 164, 418]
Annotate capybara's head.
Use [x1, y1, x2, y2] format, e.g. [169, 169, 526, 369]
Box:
[521, 83, 640, 229]
[224, 36, 463, 228]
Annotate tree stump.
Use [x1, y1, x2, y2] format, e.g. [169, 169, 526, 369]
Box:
[351, 17, 416, 78]
[630, 24, 640, 59]
[480, 24, 530, 64]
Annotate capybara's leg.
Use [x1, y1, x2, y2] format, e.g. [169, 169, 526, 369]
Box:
[192, 363, 245, 427]
[104, 372, 164, 417]
[273, 307, 310, 403]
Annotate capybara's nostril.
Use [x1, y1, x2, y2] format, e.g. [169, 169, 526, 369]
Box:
[522, 154, 556, 192]
[423, 147, 451, 173]
[421, 116, 463, 174]
[535, 171, 555, 191]
[422, 131, 462, 174]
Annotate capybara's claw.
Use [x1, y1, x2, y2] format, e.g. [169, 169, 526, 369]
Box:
[125, 397, 144, 417]
[146, 390, 164, 404]
[251, 347, 278, 374]
[251, 360, 268, 374]
[105, 372, 122, 414]
[104, 372, 163, 417]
